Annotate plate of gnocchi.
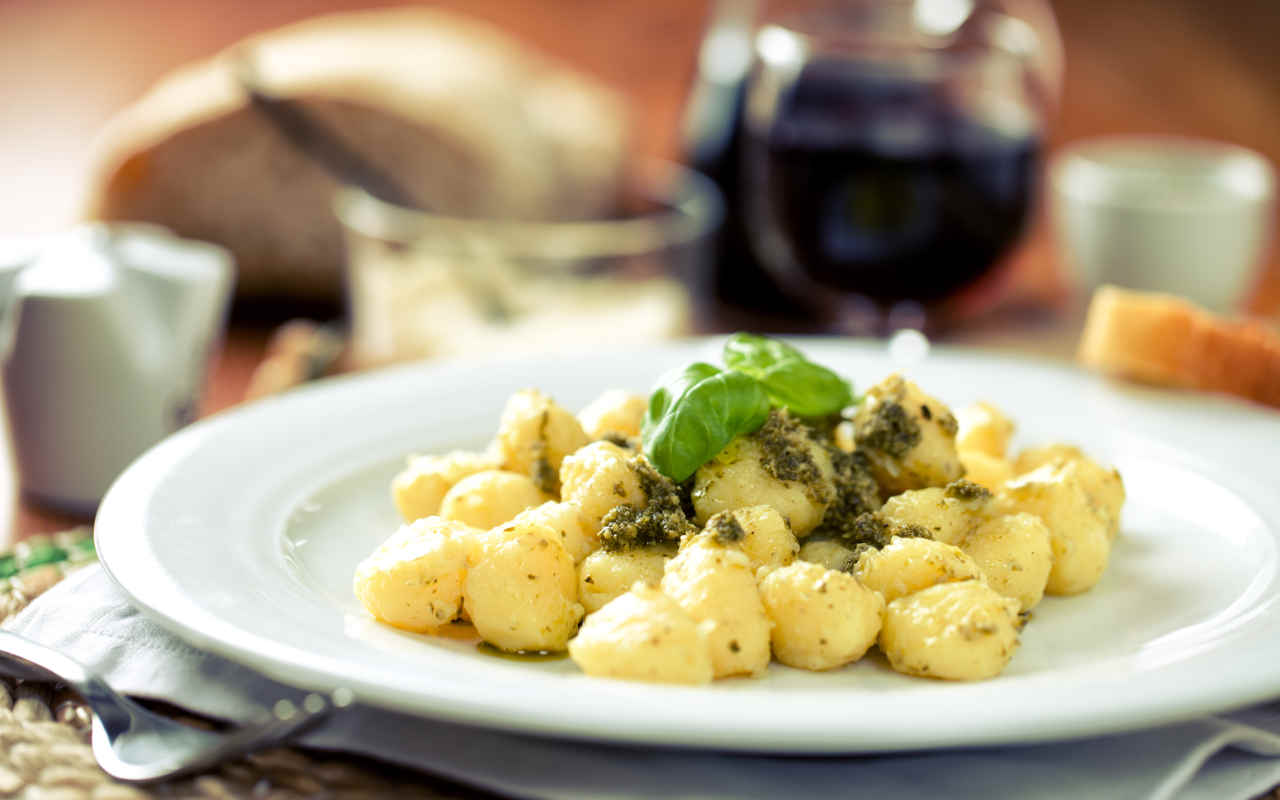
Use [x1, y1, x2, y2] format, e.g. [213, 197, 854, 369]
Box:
[95, 336, 1280, 753]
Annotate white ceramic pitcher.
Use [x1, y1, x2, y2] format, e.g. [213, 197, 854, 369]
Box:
[0, 225, 234, 513]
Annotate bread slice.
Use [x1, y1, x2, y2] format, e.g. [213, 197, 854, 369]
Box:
[1077, 285, 1280, 408]
[81, 8, 630, 306]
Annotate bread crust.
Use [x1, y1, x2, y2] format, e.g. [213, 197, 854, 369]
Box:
[1077, 285, 1280, 408]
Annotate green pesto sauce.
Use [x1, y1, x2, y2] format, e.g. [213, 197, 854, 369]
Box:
[945, 479, 992, 502]
[598, 457, 695, 553]
[855, 401, 921, 458]
[812, 447, 881, 541]
[708, 513, 746, 544]
[753, 410, 823, 485]
[476, 642, 568, 662]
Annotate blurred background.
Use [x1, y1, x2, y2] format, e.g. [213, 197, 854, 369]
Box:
[2, 0, 1277, 314]
[1, 0, 1278, 537]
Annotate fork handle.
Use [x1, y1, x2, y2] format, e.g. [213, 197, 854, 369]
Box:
[0, 630, 135, 731]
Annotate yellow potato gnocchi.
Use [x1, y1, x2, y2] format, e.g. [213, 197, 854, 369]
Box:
[690, 506, 799, 574]
[391, 450, 502, 523]
[879, 580, 1021, 680]
[358, 341, 1126, 686]
[577, 390, 647, 440]
[797, 539, 859, 573]
[463, 523, 584, 653]
[878, 482, 992, 546]
[661, 539, 771, 678]
[1014, 445, 1125, 539]
[512, 501, 597, 564]
[852, 373, 964, 493]
[958, 512, 1052, 612]
[577, 545, 674, 614]
[559, 441, 647, 534]
[759, 561, 883, 671]
[958, 450, 1014, 492]
[439, 470, 550, 530]
[353, 517, 475, 633]
[496, 388, 590, 490]
[568, 584, 714, 685]
[691, 413, 835, 536]
[955, 401, 1015, 458]
[854, 536, 984, 604]
[1001, 463, 1112, 596]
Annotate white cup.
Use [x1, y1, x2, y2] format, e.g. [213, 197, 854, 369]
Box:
[1051, 136, 1274, 312]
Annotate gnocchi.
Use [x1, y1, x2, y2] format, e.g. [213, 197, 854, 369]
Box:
[796, 538, 860, 573]
[1001, 462, 1111, 596]
[661, 538, 772, 678]
[691, 412, 835, 536]
[439, 470, 550, 530]
[512, 501, 597, 564]
[955, 401, 1015, 458]
[759, 561, 883, 671]
[463, 521, 583, 652]
[577, 390, 647, 440]
[1014, 445, 1125, 539]
[353, 517, 474, 633]
[578, 545, 674, 614]
[852, 373, 964, 493]
[568, 584, 714, 685]
[559, 441, 646, 534]
[958, 512, 1052, 612]
[957, 450, 1014, 492]
[496, 389, 590, 491]
[877, 481, 992, 546]
[391, 450, 501, 523]
[854, 536, 984, 604]
[355, 348, 1125, 686]
[879, 580, 1021, 680]
[691, 506, 799, 574]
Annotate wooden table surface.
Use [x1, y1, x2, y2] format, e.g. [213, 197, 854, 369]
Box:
[3, 0, 1279, 545]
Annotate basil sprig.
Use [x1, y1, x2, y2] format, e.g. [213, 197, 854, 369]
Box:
[722, 333, 853, 418]
[641, 334, 856, 481]
[641, 363, 771, 483]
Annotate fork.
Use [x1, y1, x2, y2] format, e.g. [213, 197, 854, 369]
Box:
[0, 630, 334, 782]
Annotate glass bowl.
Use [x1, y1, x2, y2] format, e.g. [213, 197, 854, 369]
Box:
[334, 160, 723, 367]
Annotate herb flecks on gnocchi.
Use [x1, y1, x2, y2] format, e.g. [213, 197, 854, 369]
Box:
[568, 584, 714, 685]
[354, 334, 1125, 684]
[691, 410, 836, 536]
[463, 521, 583, 653]
[661, 538, 772, 678]
[353, 517, 476, 633]
[760, 561, 884, 671]
[879, 580, 1021, 680]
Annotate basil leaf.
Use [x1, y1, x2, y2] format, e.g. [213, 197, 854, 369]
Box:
[722, 333, 804, 373]
[643, 362, 721, 434]
[642, 368, 771, 482]
[753, 359, 853, 417]
[722, 333, 853, 417]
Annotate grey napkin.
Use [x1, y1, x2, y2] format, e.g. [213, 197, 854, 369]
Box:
[6, 565, 1280, 800]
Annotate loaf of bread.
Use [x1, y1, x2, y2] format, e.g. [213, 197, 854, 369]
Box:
[1077, 285, 1280, 408]
[81, 8, 630, 306]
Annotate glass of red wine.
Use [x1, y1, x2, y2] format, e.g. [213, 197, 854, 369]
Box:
[741, 0, 1061, 335]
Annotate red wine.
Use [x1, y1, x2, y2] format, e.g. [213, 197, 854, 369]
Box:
[746, 66, 1040, 303]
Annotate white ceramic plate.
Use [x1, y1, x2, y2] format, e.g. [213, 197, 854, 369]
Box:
[95, 338, 1280, 753]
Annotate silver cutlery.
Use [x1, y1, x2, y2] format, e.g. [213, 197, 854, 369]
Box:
[0, 630, 332, 782]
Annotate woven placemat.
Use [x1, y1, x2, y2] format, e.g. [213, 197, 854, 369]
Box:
[1, 532, 493, 800]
